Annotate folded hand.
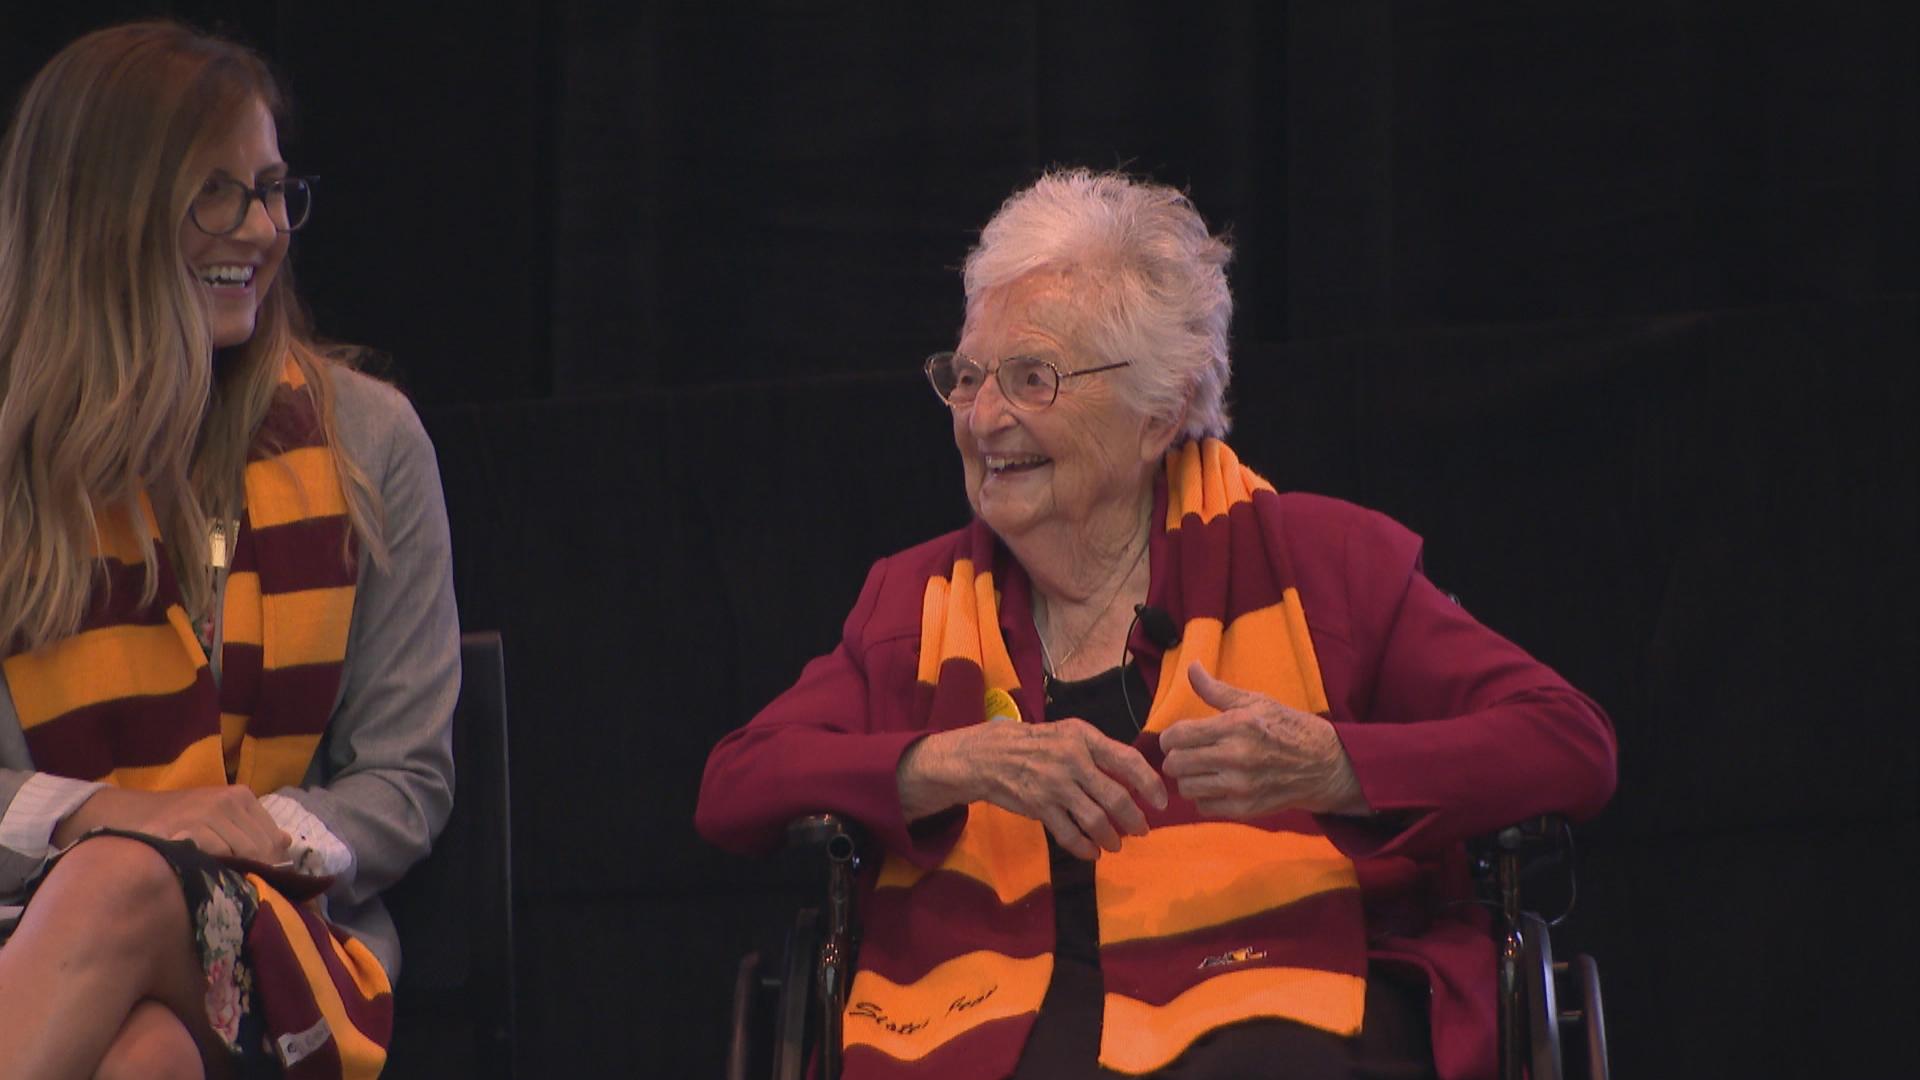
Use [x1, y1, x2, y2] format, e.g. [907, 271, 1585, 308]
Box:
[54, 785, 293, 863]
[1159, 663, 1369, 819]
[899, 717, 1169, 860]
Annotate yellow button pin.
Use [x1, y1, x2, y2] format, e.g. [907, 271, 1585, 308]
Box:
[983, 687, 1021, 724]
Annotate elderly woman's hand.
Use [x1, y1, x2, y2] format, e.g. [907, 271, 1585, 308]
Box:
[1159, 664, 1371, 819]
[898, 718, 1169, 860]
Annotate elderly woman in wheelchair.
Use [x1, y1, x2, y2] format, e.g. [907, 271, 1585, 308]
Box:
[697, 169, 1617, 1080]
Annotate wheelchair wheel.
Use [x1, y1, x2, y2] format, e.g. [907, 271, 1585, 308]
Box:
[1520, 912, 1564, 1080]
[772, 906, 822, 1080]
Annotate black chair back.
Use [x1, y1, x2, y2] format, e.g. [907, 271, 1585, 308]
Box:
[385, 630, 517, 1079]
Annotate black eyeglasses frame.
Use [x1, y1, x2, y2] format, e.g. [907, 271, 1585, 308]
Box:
[186, 175, 316, 237]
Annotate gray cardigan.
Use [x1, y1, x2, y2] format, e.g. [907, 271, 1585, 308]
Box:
[0, 365, 459, 978]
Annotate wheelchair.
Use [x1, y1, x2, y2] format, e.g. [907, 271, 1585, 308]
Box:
[727, 813, 1609, 1080]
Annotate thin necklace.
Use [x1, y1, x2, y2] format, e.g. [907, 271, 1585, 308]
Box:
[1036, 536, 1148, 700]
[195, 516, 237, 660]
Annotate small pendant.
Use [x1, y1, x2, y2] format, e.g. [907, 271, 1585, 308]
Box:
[209, 520, 230, 572]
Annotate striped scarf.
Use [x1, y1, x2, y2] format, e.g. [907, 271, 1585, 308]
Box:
[845, 439, 1366, 1078]
[3, 358, 392, 1078]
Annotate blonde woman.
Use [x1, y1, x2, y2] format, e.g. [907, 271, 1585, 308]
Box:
[0, 22, 457, 1078]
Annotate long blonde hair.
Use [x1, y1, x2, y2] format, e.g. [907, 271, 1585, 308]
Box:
[0, 22, 382, 653]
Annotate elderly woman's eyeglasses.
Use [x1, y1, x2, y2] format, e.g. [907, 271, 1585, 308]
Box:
[924, 351, 1129, 411]
[187, 176, 314, 236]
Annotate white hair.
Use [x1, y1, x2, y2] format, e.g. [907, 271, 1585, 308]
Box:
[961, 168, 1234, 440]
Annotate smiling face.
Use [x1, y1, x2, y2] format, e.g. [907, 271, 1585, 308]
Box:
[951, 271, 1176, 549]
[177, 98, 289, 349]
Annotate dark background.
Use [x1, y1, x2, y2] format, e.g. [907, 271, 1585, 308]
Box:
[5, 1, 1914, 1076]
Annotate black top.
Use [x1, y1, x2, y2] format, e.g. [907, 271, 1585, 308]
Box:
[1039, 663, 1150, 973]
[1012, 664, 1437, 1079]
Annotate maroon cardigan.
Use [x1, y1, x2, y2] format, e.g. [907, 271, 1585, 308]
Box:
[697, 488, 1617, 1080]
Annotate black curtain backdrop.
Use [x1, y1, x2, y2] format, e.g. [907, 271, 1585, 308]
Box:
[5, 2, 1915, 1077]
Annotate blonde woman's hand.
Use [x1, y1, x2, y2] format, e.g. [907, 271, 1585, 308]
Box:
[53, 784, 293, 863]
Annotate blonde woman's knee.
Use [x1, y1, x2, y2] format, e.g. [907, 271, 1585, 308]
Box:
[92, 1000, 205, 1080]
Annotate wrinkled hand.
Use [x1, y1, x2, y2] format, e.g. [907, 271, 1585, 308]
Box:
[1159, 664, 1370, 819]
[898, 718, 1168, 860]
[53, 784, 292, 863]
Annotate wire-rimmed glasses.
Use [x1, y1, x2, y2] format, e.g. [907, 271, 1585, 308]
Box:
[924, 351, 1129, 411]
[187, 176, 314, 236]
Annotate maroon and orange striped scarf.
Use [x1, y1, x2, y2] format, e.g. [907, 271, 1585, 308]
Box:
[3, 358, 392, 1078]
[844, 439, 1366, 1078]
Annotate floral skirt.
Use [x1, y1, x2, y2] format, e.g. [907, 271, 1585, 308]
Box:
[4, 829, 280, 1076]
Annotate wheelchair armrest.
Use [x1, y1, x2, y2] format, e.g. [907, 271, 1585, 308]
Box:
[786, 812, 852, 849]
[1493, 814, 1570, 854]
[1470, 814, 1577, 920]
[1470, 814, 1570, 866]
[776, 814, 864, 897]
[784, 813, 860, 864]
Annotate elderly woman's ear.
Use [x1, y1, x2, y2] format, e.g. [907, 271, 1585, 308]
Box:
[1140, 402, 1189, 462]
